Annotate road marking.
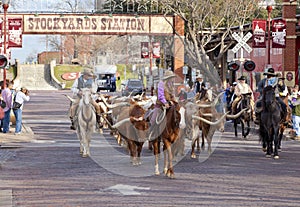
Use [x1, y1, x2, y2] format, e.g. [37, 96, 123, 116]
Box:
[23, 120, 69, 124]
[105, 184, 150, 196]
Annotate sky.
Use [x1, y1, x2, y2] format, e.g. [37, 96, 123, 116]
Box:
[11, 35, 47, 64]
[7, 0, 93, 64]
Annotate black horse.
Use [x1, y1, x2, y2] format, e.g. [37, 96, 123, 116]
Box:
[233, 93, 252, 138]
[259, 86, 283, 159]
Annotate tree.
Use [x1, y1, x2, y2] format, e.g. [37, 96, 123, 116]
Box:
[51, 0, 94, 61]
[25, 50, 37, 63]
[159, 0, 262, 84]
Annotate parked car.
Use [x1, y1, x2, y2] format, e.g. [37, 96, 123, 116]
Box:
[121, 79, 144, 96]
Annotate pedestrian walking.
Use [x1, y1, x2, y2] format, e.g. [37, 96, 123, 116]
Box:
[12, 87, 30, 135]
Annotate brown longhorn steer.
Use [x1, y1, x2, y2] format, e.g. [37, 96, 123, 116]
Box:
[104, 100, 149, 165]
[185, 94, 246, 158]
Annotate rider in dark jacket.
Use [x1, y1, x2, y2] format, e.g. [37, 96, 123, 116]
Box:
[255, 68, 287, 124]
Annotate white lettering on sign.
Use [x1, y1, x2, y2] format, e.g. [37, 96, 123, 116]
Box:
[272, 29, 286, 46]
[61, 72, 80, 80]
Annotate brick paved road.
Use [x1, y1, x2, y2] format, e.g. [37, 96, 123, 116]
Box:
[1, 90, 300, 207]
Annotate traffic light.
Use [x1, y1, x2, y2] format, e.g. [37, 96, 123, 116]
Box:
[244, 60, 256, 71]
[0, 55, 8, 69]
[227, 61, 240, 71]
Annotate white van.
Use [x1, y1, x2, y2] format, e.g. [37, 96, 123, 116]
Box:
[94, 64, 117, 92]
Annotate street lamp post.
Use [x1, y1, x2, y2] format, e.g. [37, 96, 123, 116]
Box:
[267, 5, 272, 66]
[2, 0, 10, 89]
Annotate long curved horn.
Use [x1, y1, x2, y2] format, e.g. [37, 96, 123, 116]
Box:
[196, 91, 225, 108]
[99, 94, 130, 109]
[212, 91, 225, 107]
[156, 107, 166, 124]
[196, 102, 213, 108]
[102, 115, 131, 129]
[226, 108, 248, 119]
[200, 113, 213, 117]
[63, 94, 75, 103]
[112, 118, 131, 128]
[192, 112, 228, 126]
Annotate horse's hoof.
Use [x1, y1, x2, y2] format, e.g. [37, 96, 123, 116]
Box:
[274, 155, 279, 159]
[262, 148, 267, 152]
[191, 154, 197, 159]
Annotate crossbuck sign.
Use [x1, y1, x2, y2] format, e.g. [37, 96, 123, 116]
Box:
[232, 32, 253, 54]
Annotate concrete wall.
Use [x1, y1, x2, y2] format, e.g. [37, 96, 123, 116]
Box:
[13, 60, 57, 91]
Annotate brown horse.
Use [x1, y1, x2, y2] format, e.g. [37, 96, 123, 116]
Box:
[149, 102, 181, 178]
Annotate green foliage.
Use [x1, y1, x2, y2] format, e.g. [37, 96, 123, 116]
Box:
[54, 65, 82, 88]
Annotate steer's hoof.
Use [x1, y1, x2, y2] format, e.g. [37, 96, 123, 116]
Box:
[167, 173, 175, 179]
[163, 168, 168, 175]
[265, 154, 272, 158]
[262, 147, 267, 152]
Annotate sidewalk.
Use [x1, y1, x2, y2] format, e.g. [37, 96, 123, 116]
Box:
[0, 123, 35, 147]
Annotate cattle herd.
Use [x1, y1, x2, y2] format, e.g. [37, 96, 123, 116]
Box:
[68, 89, 283, 179]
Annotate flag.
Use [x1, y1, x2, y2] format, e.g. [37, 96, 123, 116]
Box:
[8, 18, 23, 48]
[272, 19, 286, 48]
[252, 19, 266, 48]
[152, 42, 160, 58]
[141, 42, 149, 58]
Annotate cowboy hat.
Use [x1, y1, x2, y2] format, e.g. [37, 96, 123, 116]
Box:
[263, 68, 277, 76]
[237, 75, 246, 81]
[162, 70, 176, 80]
[196, 74, 203, 79]
[83, 68, 96, 77]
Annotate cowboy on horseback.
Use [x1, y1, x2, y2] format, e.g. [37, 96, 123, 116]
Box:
[69, 68, 101, 130]
[149, 70, 177, 132]
[254, 68, 287, 125]
[231, 75, 255, 120]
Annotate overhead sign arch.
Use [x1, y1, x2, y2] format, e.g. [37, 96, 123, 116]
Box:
[3, 13, 185, 82]
[14, 14, 175, 35]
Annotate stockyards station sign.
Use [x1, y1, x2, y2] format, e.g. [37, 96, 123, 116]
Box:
[15, 14, 174, 35]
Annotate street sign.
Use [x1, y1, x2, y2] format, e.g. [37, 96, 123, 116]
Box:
[232, 32, 253, 53]
[182, 65, 188, 74]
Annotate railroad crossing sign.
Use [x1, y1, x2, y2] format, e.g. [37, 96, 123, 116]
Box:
[232, 32, 253, 53]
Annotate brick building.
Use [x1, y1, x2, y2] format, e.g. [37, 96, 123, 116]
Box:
[37, 51, 60, 64]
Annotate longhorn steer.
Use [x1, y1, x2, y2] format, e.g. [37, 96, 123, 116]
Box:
[104, 101, 149, 165]
[185, 95, 246, 158]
